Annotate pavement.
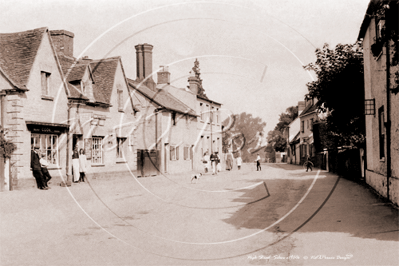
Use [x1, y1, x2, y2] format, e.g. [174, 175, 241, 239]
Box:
[0, 163, 398, 265]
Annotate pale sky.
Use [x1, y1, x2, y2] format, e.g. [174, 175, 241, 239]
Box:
[1, 0, 370, 133]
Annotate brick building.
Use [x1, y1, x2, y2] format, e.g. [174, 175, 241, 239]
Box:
[358, 0, 399, 205]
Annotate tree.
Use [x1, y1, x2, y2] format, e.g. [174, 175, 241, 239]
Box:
[222, 112, 266, 162]
[0, 126, 16, 159]
[303, 42, 365, 148]
[266, 106, 298, 152]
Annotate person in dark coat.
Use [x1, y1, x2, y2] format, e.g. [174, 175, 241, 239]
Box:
[31, 147, 47, 190]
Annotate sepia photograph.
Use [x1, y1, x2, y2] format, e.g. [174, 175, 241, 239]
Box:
[1, 0, 398, 265]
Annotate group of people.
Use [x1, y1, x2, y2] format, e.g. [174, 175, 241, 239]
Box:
[202, 151, 222, 175]
[30, 144, 88, 190]
[72, 145, 87, 183]
[202, 151, 244, 173]
[30, 146, 53, 190]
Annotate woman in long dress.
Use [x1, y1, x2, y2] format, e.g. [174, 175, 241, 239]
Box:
[72, 145, 80, 183]
[226, 152, 233, 171]
[202, 152, 210, 173]
[79, 149, 87, 182]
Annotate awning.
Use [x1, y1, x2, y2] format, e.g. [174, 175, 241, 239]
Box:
[26, 121, 69, 134]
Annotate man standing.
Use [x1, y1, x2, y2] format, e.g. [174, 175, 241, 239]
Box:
[255, 153, 261, 171]
[31, 146, 47, 190]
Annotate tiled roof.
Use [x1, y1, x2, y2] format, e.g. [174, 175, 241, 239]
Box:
[66, 64, 87, 82]
[128, 78, 197, 117]
[300, 103, 318, 117]
[57, 55, 119, 104]
[197, 94, 222, 106]
[57, 54, 85, 98]
[89, 57, 119, 104]
[0, 27, 47, 90]
[67, 83, 88, 100]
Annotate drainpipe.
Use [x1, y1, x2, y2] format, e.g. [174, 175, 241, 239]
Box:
[385, 9, 391, 201]
[63, 102, 72, 186]
[0, 91, 5, 192]
[210, 105, 213, 154]
[0, 90, 5, 126]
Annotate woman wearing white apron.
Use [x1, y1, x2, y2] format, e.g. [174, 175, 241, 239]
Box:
[72, 145, 80, 183]
[79, 149, 87, 182]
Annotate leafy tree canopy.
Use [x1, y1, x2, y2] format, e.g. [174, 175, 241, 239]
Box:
[303, 42, 365, 148]
[222, 112, 266, 162]
[266, 106, 298, 152]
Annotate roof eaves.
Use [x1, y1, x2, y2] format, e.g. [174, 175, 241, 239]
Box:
[357, 1, 374, 40]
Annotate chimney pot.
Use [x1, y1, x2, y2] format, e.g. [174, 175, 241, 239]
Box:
[157, 65, 170, 85]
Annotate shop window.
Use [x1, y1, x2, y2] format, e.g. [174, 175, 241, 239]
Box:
[117, 137, 126, 159]
[41, 71, 51, 96]
[92, 137, 103, 164]
[31, 134, 59, 165]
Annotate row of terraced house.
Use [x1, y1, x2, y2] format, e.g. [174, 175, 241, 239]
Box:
[284, 0, 399, 205]
[0, 27, 223, 191]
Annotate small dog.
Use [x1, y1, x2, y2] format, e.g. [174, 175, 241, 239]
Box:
[191, 173, 202, 183]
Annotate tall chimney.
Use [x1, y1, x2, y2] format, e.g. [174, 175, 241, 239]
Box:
[298, 101, 305, 116]
[135, 43, 155, 90]
[142, 43, 153, 82]
[50, 30, 74, 58]
[135, 44, 144, 81]
[157, 66, 170, 85]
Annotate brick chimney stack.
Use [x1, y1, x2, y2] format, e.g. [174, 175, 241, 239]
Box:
[135, 43, 155, 90]
[157, 66, 170, 85]
[50, 30, 74, 58]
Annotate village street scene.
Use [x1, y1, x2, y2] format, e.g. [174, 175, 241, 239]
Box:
[0, 0, 398, 265]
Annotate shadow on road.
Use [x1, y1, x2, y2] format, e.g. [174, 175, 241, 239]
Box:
[221, 166, 399, 243]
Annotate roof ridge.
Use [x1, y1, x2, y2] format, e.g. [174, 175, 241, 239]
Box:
[0, 27, 47, 36]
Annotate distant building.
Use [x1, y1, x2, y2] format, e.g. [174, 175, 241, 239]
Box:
[285, 101, 305, 165]
[298, 97, 318, 165]
[358, 0, 399, 205]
